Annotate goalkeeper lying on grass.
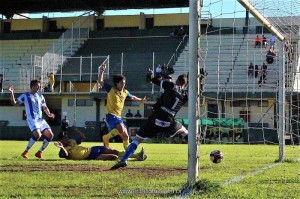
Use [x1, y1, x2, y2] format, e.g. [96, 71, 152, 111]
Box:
[54, 126, 146, 161]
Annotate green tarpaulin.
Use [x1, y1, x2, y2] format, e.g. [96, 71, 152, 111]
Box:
[177, 118, 244, 128]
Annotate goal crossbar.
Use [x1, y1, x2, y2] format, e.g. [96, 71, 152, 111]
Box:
[238, 0, 285, 41]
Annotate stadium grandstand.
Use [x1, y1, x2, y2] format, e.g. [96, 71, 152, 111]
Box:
[0, 0, 299, 197]
[0, 0, 299, 146]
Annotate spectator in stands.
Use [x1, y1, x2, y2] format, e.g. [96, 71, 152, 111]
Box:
[125, 109, 133, 117]
[161, 64, 167, 76]
[178, 26, 185, 37]
[262, 62, 268, 75]
[61, 115, 70, 132]
[258, 72, 267, 86]
[47, 72, 55, 92]
[254, 35, 262, 48]
[146, 68, 153, 83]
[258, 62, 268, 86]
[169, 27, 179, 39]
[248, 62, 254, 77]
[8, 80, 55, 159]
[134, 110, 142, 117]
[98, 64, 146, 150]
[269, 34, 277, 50]
[0, 76, 3, 92]
[254, 65, 259, 78]
[266, 48, 276, 64]
[155, 64, 162, 76]
[262, 35, 268, 48]
[169, 31, 174, 38]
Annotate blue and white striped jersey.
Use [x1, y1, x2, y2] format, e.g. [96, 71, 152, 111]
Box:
[17, 92, 46, 121]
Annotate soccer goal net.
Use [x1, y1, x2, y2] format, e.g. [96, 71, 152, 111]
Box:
[184, 0, 300, 189]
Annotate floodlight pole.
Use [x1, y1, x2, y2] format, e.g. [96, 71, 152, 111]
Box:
[187, 0, 200, 185]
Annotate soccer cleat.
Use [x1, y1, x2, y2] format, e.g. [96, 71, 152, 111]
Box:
[35, 151, 44, 159]
[21, 151, 29, 159]
[137, 147, 147, 161]
[110, 161, 127, 170]
[142, 154, 147, 161]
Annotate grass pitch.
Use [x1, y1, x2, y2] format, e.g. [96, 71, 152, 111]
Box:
[0, 140, 299, 198]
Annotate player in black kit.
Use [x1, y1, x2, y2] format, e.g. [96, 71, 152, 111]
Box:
[111, 74, 189, 169]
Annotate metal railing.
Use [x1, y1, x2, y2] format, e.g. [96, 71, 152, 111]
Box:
[166, 34, 188, 67]
[36, 16, 92, 91]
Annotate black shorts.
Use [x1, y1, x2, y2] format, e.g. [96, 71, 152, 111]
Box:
[137, 114, 183, 138]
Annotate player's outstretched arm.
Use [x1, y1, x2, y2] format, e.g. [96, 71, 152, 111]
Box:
[54, 141, 69, 158]
[98, 64, 106, 88]
[131, 96, 147, 102]
[8, 85, 17, 105]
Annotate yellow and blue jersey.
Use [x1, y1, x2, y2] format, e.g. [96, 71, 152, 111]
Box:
[103, 83, 132, 117]
[59, 138, 91, 160]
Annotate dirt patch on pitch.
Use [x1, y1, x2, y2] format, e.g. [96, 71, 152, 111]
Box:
[0, 164, 187, 176]
[111, 166, 188, 176]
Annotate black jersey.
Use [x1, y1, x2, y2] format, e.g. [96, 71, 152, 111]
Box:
[152, 77, 188, 117]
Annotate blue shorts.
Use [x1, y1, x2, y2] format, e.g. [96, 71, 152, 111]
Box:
[106, 114, 124, 131]
[87, 146, 106, 160]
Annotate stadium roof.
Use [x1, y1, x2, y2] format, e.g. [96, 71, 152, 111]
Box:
[0, 0, 189, 19]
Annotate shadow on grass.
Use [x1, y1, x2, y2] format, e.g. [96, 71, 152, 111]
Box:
[161, 179, 222, 197]
[274, 158, 299, 163]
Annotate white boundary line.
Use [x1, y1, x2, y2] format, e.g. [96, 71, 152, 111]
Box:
[224, 158, 300, 185]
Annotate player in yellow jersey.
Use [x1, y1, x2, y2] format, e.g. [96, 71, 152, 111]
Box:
[54, 126, 147, 161]
[98, 64, 146, 149]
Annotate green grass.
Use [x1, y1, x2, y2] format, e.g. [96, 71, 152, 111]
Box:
[0, 141, 299, 198]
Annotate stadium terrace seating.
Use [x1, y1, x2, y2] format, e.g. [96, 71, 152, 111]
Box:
[59, 32, 186, 94]
[89, 27, 186, 38]
[173, 34, 280, 93]
[1, 39, 57, 90]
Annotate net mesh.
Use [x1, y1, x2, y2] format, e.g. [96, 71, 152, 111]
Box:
[181, 0, 300, 187]
[248, 0, 300, 38]
[186, 0, 300, 146]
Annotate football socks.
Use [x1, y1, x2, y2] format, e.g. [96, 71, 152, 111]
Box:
[39, 137, 52, 152]
[121, 140, 138, 162]
[25, 136, 37, 152]
[123, 139, 129, 149]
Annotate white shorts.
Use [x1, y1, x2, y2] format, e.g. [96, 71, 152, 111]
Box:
[27, 118, 51, 133]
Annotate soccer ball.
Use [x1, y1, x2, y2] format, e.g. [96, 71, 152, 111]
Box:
[210, 150, 223, 164]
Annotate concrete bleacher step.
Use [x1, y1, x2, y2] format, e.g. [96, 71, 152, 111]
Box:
[59, 35, 185, 88]
[1, 39, 59, 90]
[172, 34, 281, 93]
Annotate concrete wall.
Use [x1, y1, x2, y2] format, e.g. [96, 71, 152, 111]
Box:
[2, 14, 268, 32]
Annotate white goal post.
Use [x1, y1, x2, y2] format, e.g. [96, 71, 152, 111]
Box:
[187, 0, 300, 187]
